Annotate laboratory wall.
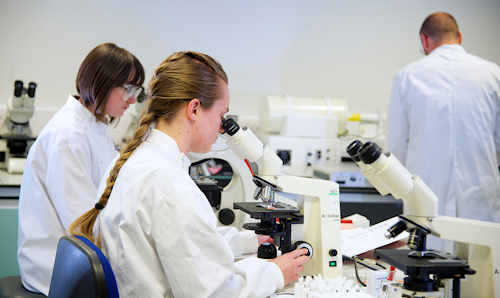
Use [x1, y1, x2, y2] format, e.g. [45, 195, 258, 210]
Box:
[1, 0, 500, 280]
[1, 0, 500, 121]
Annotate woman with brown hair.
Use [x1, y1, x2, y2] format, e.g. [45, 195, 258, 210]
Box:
[70, 51, 309, 297]
[18, 42, 145, 295]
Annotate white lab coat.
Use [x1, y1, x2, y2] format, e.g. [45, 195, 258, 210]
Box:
[94, 129, 284, 298]
[17, 95, 118, 295]
[387, 45, 500, 224]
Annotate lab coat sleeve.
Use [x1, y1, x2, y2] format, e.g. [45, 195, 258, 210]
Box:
[152, 192, 284, 298]
[45, 135, 98, 229]
[387, 71, 410, 164]
[216, 226, 258, 256]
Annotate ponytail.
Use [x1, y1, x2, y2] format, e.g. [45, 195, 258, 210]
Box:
[69, 111, 156, 246]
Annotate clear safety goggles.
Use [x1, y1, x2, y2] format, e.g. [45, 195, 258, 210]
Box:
[122, 84, 147, 102]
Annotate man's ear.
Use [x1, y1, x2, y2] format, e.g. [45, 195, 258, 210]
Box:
[186, 98, 201, 120]
[419, 33, 428, 54]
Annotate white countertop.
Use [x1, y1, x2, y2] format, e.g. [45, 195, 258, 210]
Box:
[0, 169, 22, 186]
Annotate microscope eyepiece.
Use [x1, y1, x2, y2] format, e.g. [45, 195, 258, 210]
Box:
[346, 140, 364, 162]
[27, 82, 37, 98]
[359, 142, 382, 164]
[14, 80, 24, 97]
[221, 117, 240, 136]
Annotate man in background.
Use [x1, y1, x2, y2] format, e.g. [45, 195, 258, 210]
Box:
[387, 12, 500, 234]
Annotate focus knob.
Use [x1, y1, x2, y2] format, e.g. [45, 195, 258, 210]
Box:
[257, 243, 277, 259]
[218, 208, 235, 225]
[294, 241, 313, 257]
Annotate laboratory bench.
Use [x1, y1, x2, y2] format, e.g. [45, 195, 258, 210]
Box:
[0, 170, 21, 278]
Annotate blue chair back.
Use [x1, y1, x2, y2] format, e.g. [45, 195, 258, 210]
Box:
[47, 235, 119, 298]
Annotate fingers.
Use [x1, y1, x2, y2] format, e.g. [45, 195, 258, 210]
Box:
[289, 248, 309, 258]
[257, 235, 274, 245]
[295, 255, 310, 266]
[265, 237, 275, 244]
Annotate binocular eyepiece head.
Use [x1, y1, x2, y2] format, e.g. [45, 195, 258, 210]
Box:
[13, 80, 37, 98]
[346, 140, 383, 164]
[221, 117, 240, 136]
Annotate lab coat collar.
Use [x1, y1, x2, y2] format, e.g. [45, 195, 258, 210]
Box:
[145, 129, 191, 170]
[431, 44, 466, 56]
[66, 94, 107, 128]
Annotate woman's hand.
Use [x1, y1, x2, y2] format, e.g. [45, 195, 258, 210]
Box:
[257, 235, 274, 246]
[269, 248, 310, 285]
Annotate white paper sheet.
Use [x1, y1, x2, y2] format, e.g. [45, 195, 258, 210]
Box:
[342, 216, 409, 258]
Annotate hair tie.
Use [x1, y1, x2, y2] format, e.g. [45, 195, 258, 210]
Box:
[95, 203, 104, 210]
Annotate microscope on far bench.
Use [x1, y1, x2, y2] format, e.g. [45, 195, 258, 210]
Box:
[220, 117, 343, 278]
[346, 140, 500, 298]
[0, 80, 37, 173]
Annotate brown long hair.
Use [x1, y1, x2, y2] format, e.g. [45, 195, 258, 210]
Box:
[69, 51, 227, 246]
[76, 43, 145, 123]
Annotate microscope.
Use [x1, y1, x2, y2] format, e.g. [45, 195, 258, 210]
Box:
[220, 117, 343, 278]
[0, 80, 37, 173]
[188, 135, 258, 228]
[346, 140, 500, 298]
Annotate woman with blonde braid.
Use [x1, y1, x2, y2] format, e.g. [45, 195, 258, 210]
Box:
[70, 51, 309, 298]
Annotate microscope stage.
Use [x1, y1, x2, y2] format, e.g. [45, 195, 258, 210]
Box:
[233, 202, 301, 220]
[376, 249, 474, 278]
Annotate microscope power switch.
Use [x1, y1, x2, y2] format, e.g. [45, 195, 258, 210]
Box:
[328, 249, 338, 257]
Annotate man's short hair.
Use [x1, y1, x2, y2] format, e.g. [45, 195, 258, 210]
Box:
[420, 12, 460, 42]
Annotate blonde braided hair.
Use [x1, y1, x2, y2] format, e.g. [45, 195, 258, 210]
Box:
[70, 51, 227, 246]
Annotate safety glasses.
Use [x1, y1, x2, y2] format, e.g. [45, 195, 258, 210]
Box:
[122, 84, 147, 102]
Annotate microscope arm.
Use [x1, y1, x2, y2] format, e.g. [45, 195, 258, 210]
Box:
[222, 124, 282, 176]
[431, 216, 500, 298]
[346, 141, 438, 230]
[361, 153, 438, 219]
[430, 216, 500, 248]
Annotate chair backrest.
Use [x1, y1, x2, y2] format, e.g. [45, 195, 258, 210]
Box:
[47, 235, 119, 298]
